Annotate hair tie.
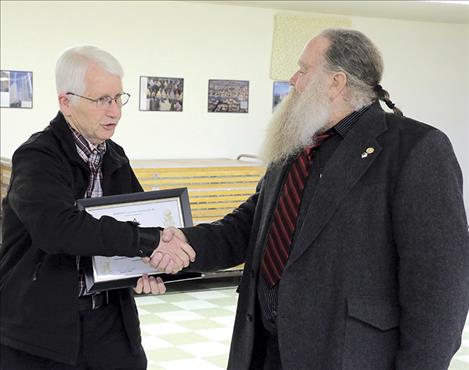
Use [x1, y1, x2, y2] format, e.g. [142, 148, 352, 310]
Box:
[386, 100, 395, 109]
[374, 84, 383, 93]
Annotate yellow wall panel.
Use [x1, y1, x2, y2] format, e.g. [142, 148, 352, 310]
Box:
[271, 14, 352, 81]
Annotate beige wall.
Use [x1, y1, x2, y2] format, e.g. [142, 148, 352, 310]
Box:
[1, 1, 468, 210]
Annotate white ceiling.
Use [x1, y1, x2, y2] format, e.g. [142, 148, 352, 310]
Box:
[198, 1, 469, 24]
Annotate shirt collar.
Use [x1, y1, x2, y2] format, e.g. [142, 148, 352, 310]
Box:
[331, 103, 371, 138]
[66, 122, 106, 157]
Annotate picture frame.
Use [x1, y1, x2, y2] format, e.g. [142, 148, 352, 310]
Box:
[139, 76, 183, 111]
[272, 80, 290, 110]
[0, 70, 33, 108]
[208, 79, 249, 113]
[76, 188, 199, 293]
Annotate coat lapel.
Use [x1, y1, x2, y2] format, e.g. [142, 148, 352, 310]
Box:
[287, 107, 389, 267]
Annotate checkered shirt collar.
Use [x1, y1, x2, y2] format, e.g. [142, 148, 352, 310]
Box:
[66, 122, 107, 162]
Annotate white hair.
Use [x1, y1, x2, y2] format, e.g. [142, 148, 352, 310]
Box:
[55, 45, 123, 99]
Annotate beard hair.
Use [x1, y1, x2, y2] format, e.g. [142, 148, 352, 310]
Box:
[260, 71, 332, 166]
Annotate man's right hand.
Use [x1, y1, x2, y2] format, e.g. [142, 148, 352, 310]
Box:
[142, 227, 195, 274]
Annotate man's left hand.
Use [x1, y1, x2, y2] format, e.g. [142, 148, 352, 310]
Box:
[133, 273, 166, 295]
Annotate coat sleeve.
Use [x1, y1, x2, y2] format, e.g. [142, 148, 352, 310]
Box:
[392, 129, 469, 369]
[182, 177, 264, 272]
[7, 144, 159, 257]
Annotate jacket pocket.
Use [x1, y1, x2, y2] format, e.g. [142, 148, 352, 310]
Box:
[347, 295, 399, 331]
[342, 295, 399, 370]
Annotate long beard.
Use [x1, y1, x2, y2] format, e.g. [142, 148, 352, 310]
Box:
[260, 73, 332, 166]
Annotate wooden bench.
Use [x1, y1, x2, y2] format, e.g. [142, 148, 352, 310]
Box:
[131, 158, 266, 225]
[1, 157, 266, 224]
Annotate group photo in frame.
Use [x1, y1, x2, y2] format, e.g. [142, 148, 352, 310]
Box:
[208, 79, 249, 113]
[0, 70, 33, 108]
[139, 76, 184, 112]
[76, 188, 197, 292]
[272, 80, 290, 110]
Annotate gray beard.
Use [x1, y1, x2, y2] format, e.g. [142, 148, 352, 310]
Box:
[260, 73, 332, 167]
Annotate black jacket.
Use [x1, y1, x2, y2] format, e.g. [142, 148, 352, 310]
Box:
[0, 112, 159, 364]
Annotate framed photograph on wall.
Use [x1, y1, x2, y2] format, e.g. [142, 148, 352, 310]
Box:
[139, 76, 184, 112]
[208, 79, 249, 113]
[77, 188, 199, 292]
[0, 70, 33, 108]
[272, 81, 290, 110]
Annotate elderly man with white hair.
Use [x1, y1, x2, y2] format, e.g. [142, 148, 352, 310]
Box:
[0, 46, 194, 369]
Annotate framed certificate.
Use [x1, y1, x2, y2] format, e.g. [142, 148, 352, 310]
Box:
[76, 188, 200, 292]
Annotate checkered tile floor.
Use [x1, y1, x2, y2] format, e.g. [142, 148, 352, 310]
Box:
[137, 285, 236, 370]
[136, 283, 469, 370]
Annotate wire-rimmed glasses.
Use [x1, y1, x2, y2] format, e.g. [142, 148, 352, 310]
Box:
[66, 92, 130, 108]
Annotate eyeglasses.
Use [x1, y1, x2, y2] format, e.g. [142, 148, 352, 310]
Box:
[66, 92, 130, 108]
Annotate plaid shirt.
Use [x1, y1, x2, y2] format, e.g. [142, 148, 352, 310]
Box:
[67, 123, 106, 296]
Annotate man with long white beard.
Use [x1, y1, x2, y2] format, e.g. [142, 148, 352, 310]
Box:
[261, 64, 333, 166]
[153, 28, 469, 369]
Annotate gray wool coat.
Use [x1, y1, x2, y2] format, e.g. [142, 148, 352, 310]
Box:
[184, 102, 469, 370]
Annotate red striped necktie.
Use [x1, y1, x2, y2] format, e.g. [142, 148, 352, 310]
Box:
[260, 132, 332, 287]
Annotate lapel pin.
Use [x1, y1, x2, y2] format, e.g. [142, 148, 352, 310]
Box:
[361, 147, 375, 158]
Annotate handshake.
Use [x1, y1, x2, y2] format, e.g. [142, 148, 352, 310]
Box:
[142, 227, 196, 274]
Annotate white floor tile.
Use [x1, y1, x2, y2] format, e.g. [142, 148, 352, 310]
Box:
[210, 315, 236, 327]
[196, 327, 234, 341]
[155, 310, 205, 322]
[179, 341, 229, 357]
[186, 290, 230, 300]
[141, 336, 172, 350]
[225, 305, 238, 312]
[136, 296, 168, 305]
[171, 299, 218, 310]
[136, 307, 151, 315]
[141, 322, 190, 335]
[454, 355, 469, 363]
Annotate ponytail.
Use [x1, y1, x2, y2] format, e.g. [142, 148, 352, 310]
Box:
[374, 84, 403, 116]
